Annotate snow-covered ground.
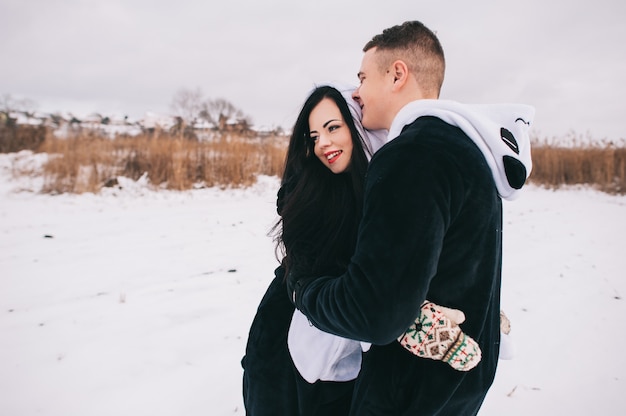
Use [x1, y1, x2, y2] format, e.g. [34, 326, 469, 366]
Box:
[1, 151, 625, 415]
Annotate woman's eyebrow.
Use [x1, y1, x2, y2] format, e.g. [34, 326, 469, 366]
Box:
[323, 119, 340, 128]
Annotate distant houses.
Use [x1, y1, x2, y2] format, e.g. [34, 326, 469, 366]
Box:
[1, 110, 284, 139]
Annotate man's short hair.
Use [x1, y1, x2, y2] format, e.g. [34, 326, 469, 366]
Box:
[364, 21, 445, 97]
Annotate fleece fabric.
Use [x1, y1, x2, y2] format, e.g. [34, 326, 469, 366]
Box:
[285, 83, 382, 384]
[242, 268, 354, 416]
[288, 98, 529, 384]
[388, 100, 535, 200]
[294, 116, 504, 415]
[243, 83, 382, 414]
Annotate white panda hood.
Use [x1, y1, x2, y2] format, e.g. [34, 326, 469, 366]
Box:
[387, 99, 535, 201]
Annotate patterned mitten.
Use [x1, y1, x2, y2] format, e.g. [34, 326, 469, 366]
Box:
[499, 309, 515, 360]
[500, 310, 511, 335]
[397, 301, 482, 371]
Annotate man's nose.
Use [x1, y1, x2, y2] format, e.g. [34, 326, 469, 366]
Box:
[352, 88, 361, 102]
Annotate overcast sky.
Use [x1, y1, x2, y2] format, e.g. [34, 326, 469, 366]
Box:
[1, 0, 625, 141]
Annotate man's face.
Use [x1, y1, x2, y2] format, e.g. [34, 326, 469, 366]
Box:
[352, 47, 392, 130]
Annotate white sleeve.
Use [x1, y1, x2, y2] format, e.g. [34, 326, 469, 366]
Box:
[287, 309, 363, 383]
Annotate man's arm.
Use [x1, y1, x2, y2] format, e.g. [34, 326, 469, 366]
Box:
[291, 138, 461, 344]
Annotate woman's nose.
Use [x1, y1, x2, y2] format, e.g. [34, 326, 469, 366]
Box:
[318, 133, 331, 147]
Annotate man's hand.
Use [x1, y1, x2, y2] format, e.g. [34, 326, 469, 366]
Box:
[286, 269, 315, 308]
[397, 301, 482, 371]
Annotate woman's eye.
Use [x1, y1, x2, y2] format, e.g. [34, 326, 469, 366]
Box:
[328, 125, 340, 132]
[310, 135, 319, 142]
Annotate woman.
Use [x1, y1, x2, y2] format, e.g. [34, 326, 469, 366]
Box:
[241, 85, 479, 415]
[242, 85, 372, 416]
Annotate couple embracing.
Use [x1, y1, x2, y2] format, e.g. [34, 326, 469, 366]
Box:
[242, 20, 532, 416]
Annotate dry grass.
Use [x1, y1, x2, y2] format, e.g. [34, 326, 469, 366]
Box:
[0, 119, 46, 153]
[529, 140, 626, 194]
[37, 130, 287, 194]
[2, 123, 625, 194]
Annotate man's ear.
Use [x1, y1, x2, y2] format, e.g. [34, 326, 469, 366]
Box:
[390, 60, 409, 90]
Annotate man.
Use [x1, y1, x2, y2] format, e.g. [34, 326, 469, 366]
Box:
[288, 21, 533, 415]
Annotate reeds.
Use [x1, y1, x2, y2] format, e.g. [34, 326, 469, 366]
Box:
[529, 138, 626, 194]
[2, 124, 625, 194]
[0, 119, 46, 153]
[37, 130, 287, 194]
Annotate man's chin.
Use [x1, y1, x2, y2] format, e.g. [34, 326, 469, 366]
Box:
[362, 117, 381, 131]
[361, 115, 373, 130]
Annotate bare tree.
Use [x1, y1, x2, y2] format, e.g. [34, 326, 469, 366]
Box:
[0, 94, 38, 115]
[199, 98, 252, 132]
[169, 89, 253, 135]
[170, 87, 204, 126]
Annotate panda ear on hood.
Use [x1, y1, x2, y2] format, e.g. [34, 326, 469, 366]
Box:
[503, 155, 527, 190]
[388, 100, 535, 201]
[480, 104, 534, 199]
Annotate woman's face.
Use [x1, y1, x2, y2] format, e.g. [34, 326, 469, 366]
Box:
[309, 98, 354, 174]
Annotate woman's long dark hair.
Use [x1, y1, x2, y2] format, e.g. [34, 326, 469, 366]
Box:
[273, 86, 369, 278]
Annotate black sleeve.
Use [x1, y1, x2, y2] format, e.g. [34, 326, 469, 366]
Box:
[295, 140, 461, 344]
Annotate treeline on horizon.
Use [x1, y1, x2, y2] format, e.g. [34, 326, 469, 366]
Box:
[1, 120, 625, 195]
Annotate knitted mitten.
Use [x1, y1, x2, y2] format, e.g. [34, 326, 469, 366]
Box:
[397, 301, 482, 371]
[498, 309, 515, 360]
[500, 310, 511, 335]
